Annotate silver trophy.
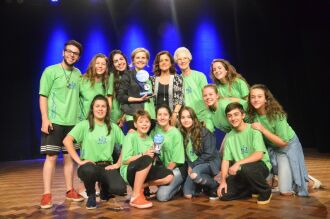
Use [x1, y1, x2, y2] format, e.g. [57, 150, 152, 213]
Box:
[136, 70, 152, 97]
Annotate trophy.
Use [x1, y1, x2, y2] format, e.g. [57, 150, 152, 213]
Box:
[135, 70, 153, 97]
[153, 134, 164, 166]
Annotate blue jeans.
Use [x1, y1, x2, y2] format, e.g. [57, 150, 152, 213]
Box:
[157, 168, 183, 201]
[268, 135, 309, 195]
[183, 163, 218, 196]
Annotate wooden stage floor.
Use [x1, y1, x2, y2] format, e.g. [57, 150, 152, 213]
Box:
[0, 149, 329, 219]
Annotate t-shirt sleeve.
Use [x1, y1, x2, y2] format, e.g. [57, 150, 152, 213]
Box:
[39, 67, 53, 97]
[121, 134, 134, 164]
[223, 137, 233, 161]
[68, 121, 86, 144]
[170, 130, 185, 164]
[200, 73, 208, 88]
[274, 116, 293, 142]
[252, 129, 267, 153]
[114, 124, 125, 146]
[237, 78, 249, 98]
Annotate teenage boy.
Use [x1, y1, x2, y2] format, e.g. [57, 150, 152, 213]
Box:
[39, 40, 84, 208]
[217, 102, 272, 204]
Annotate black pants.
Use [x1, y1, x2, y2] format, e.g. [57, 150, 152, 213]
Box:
[127, 155, 173, 187]
[78, 163, 127, 197]
[220, 161, 270, 201]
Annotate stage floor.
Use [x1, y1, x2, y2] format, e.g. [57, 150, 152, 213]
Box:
[0, 149, 329, 219]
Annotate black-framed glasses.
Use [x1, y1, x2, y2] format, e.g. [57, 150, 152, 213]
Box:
[64, 49, 80, 57]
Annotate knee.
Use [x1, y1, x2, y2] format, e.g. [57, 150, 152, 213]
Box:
[156, 188, 171, 202]
[46, 154, 58, 162]
[78, 163, 96, 177]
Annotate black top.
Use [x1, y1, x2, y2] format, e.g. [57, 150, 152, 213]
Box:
[156, 83, 169, 108]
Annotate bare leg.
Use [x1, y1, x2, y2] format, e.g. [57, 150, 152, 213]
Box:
[43, 154, 57, 194]
[63, 154, 75, 191]
[132, 163, 152, 198]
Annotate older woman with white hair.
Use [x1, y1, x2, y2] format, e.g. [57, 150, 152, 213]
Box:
[173, 47, 213, 132]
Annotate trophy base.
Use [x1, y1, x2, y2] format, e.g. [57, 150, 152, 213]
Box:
[140, 92, 153, 97]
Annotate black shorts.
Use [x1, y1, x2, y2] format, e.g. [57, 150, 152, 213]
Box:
[40, 123, 79, 155]
[127, 155, 173, 187]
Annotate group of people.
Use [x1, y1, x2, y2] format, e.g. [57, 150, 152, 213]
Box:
[39, 39, 321, 210]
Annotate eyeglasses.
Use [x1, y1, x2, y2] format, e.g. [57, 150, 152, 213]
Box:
[177, 57, 189, 62]
[64, 49, 80, 57]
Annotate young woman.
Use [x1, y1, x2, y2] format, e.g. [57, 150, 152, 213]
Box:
[150, 51, 184, 125]
[210, 59, 249, 102]
[117, 48, 156, 133]
[202, 84, 248, 134]
[178, 106, 220, 200]
[120, 110, 173, 209]
[108, 50, 129, 128]
[63, 95, 127, 209]
[78, 54, 112, 121]
[248, 84, 321, 196]
[151, 105, 185, 201]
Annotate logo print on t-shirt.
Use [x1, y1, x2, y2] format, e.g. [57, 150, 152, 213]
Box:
[67, 82, 77, 89]
[241, 146, 248, 154]
[97, 136, 107, 144]
[186, 87, 192, 94]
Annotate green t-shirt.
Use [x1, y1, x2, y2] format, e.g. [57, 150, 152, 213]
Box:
[182, 70, 212, 131]
[253, 114, 295, 148]
[210, 99, 248, 133]
[69, 120, 124, 162]
[78, 76, 113, 121]
[39, 64, 81, 125]
[109, 73, 123, 123]
[223, 124, 272, 170]
[120, 132, 154, 183]
[217, 78, 249, 99]
[150, 126, 185, 167]
[186, 139, 198, 162]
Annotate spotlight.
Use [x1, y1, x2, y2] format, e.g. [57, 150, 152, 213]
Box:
[51, 0, 59, 2]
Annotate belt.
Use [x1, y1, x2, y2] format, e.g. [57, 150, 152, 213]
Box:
[95, 161, 112, 166]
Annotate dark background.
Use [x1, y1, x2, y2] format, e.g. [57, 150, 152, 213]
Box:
[0, 0, 329, 162]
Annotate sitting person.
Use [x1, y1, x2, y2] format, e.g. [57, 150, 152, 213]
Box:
[120, 110, 173, 209]
[217, 102, 272, 205]
[63, 95, 127, 209]
[178, 106, 221, 200]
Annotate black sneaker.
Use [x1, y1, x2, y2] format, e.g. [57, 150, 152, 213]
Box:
[86, 195, 97, 209]
[208, 188, 219, 201]
[257, 189, 272, 205]
[100, 190, 114, 201]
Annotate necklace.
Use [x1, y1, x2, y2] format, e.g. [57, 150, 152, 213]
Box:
[163, 83, 166, 101]
[61, 63, 73, 88]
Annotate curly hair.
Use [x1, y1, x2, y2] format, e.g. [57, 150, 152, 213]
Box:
[87, 95, 112, 135]
[108, 50, 129, 98]
[178, 106, 202, 153]
[210, 59, 249, 93]
[248, 84, 287, 122]
[83, 53, 109, 94]
[152, 51, 176, 76]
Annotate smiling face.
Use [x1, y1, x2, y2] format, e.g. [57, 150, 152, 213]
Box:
[176, 52, 191, 71]
[134, 116, 151, 135]
[92, 99, 107, 121]
[63, 44, 80, 67]
[113, 53, 127, 72]
[159, 53, 171, 73]
[212, 61, 227, 82]
[94, 57, 107, 76]
[157, 107, 171, 128]
[226, 108, 245, 129]
[133, 51, 148, 71]
[249, 88, 267, 112]
[180, 109, 193, 130]
[202, 86, 219, 108]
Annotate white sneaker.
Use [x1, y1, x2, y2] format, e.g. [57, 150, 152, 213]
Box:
[308, 175, 322, 189]
[79, 191, 88, 199]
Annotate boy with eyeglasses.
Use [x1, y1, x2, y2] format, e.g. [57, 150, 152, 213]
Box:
[39, 40, 84, 208]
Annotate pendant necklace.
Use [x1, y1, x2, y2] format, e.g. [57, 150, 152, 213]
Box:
[61, 63, 73, 88]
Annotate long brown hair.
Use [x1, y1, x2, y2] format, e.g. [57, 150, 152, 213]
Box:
[210, 59, 249, 93]
[248, 84, 287, 122]
[83, 53, 109, 94]
[108, 50, 129, 98]
[178, 106, 202, 153]
[87, 95, 112, 135]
